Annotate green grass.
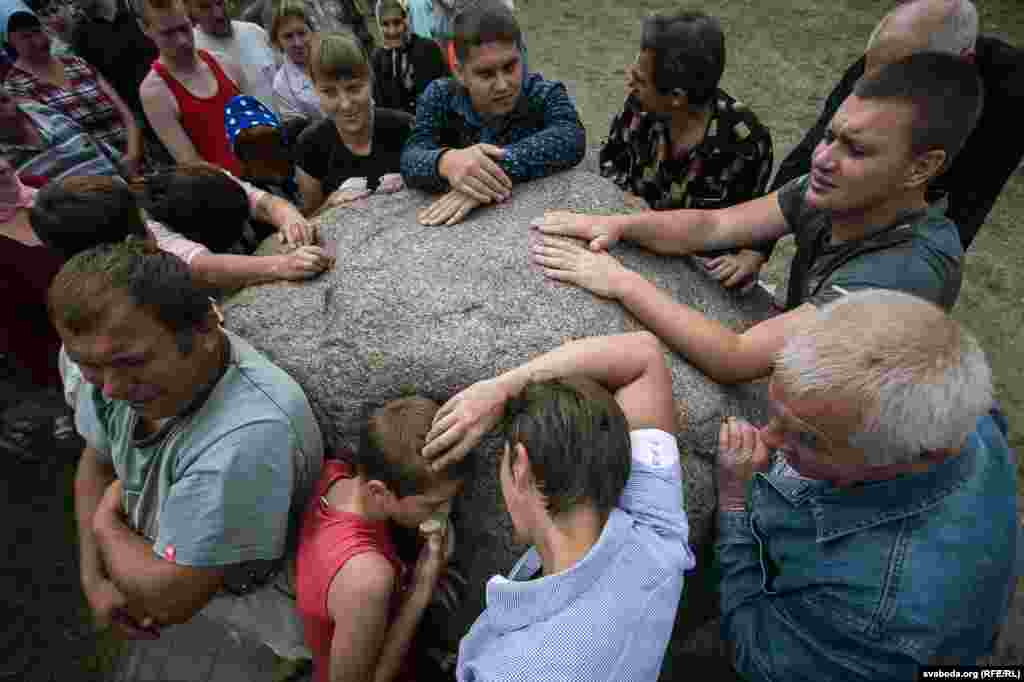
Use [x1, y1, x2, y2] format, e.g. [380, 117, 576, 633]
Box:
[519, 0, 1024, 480]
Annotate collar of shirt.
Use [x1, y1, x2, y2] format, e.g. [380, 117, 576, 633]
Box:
[754, 444, 975, 543]
[481, 507, 631, 633]
[449, 71, 539, 131]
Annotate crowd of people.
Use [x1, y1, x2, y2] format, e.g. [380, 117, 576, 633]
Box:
[1, 0, 1022, 680]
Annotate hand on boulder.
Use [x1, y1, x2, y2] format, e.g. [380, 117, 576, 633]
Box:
[278, 216, 318, 247]
[418, 189, 483, 227]
[532, 210, 622, 252]
[438, 144, 512, 204]
[697, 249, 765, 292]
[377, 173, 405, 194]
[423, 378, 509, 471]
[324, 187, 373, 210]
[274, 245, 334, 280]
[531, 235, 631, 299]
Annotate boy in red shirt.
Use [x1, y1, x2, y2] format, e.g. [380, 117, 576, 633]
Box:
[296, 396, 464, 682]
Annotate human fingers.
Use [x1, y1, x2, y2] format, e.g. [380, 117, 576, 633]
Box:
[474, 154, 512, 192]
[456, 176, 498, 204]
[443, 197, 476, 226]
[533, 211, 584, 237]
[478, 143, 505, 160]
[418, 195, 457, 225]
[422, 415, 464, 461]
[428, 438, 475, 473]
[723, 268, 750, 289]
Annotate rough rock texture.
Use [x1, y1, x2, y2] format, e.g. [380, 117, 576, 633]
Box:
[224, 169, 775, 646]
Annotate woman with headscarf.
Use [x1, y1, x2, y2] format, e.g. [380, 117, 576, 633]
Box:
[370, 0, 447, 116]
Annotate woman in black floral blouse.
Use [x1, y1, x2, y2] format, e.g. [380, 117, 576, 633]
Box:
[599, 11, 773, 292]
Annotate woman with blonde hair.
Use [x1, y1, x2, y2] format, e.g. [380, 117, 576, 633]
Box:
[295, 30, 413, 217]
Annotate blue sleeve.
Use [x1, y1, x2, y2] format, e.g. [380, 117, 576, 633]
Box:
[154, 421, 295, 567]
[619, 430, 695, 571]
[499, 81, 585, 184]
[400, 79, 452, 193]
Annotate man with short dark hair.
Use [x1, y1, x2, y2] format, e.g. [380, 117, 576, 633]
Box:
[533, 52, 981, 385]
[423, 332, 695, 681]
[717, 289, 1017, 680]
[769, 0, 1022, 251]
[400, 0, 585, 226]
[54, 241, 323, 655]
[599, 10, 774, 292]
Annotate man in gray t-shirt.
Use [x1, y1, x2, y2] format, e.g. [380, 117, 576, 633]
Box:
[51, 241, 323, 650]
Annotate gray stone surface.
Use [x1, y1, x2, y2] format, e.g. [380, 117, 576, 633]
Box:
[223, 169, 776, 644]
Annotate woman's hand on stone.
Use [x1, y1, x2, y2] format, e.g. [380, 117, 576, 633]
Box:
[532, 210, 622, 251]
[418, 189, 482, 227]
[531, 234, 631, 299]
[278, 216, 318, 247]
[423, 378, 510, 472]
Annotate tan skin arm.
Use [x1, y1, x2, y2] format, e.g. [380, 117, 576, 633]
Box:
[140, 72, 202, 165]
[296, 166, 325, 217]
[94, 74, 143, 174]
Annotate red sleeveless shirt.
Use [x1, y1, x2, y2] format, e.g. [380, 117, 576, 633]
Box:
[150, 50, 242, 175]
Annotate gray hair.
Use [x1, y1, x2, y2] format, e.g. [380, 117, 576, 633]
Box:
[774, 289, 991, 466]
[927, 0, 978, 55]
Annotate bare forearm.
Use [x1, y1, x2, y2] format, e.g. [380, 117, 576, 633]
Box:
[612, 208, 722, 255]
[93, 518, 208, 625]
[495, 332, 659, 398]
[615, 271, 769, 384]
[372, 592, 430, 682]
[74, 449, 116, 587]
[190, 252, 283, 290]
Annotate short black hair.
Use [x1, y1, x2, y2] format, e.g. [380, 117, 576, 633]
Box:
[452, 0, 522, 66]
[502, 376, 631, 517]
[640, 11, 725, 107]
[853, 51, 983, 171]
[136, 164, 250, 253]
[31, 176, 149, 261]
[48, 240, 213, 354]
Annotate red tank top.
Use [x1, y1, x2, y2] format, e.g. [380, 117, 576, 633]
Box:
[295, 459, 414, 682]
[150, 50, 242, 175]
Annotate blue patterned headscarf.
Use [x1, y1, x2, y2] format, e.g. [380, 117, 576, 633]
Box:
[224, 95, 281, 149]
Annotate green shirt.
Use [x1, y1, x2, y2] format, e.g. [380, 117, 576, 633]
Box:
[777, 175, 963, 310]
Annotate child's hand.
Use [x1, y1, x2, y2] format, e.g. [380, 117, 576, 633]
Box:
[377, 173, 404, 194]
[411, 526, 448, 601]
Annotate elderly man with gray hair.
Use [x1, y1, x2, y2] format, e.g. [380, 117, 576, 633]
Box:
[716, 289, 1017, 681]
[770, 0, 1024, 251]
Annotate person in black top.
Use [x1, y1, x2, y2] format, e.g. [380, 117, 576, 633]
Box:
[296, 31, 414, 217]
[769, 0, 1023, 252]
[371, 0, 448, 116]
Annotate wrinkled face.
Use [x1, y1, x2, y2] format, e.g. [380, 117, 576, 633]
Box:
[759, 380, 864, 482]
[805, 95, 918, 215]
[379, 11, 406, 49]
[456, 40, 522, 119]
[143, 4, 196, 62]
[390, 477, 462, 529]
[626, 49, 673, 115]
[316, 74, 372, 136]
[191, 0, 231, 36]
[275, 15, 309, 66]
[59, 293, 211, 421]
[7, 23, 52, 63]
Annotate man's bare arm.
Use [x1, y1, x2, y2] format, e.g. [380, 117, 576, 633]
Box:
[92, 486, 225, 625]
[140, 74, 202, 165]
[75, 447, 116, 591]
[536, 192, 790, 256]
[188, 248, 332, 290]
[423, 332, 676, 469]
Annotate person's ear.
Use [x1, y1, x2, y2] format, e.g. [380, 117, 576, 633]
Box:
[367, 479, 398, 506]
[906, 148, 945, 189]
[510, 442, 533, 490]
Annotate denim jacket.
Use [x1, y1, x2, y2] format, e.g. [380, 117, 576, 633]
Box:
[399, 72, 586, 193]
[717, 410, 1017, 682]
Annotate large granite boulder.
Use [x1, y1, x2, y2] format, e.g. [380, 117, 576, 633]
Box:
[223, 169, 775, 649]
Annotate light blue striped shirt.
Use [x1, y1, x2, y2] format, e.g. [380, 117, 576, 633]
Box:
[457, 429, 695, 682]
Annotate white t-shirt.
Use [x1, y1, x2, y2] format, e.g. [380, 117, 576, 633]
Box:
[194, 21, 279, 114]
